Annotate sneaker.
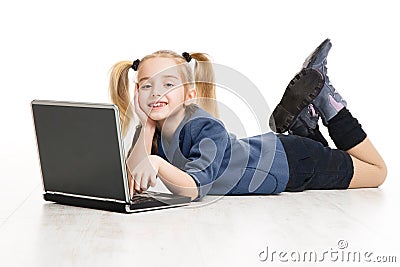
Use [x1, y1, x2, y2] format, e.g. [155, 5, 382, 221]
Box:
[303, 38, 332, 70]
[269, 68, 324, 133]
[288, 104, 319, 136]
[303, 38, 347, 125]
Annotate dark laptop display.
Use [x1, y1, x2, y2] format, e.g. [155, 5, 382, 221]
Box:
[31, 100, 191, 213]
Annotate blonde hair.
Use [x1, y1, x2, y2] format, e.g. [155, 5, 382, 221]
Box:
[109, 50, 218, 138]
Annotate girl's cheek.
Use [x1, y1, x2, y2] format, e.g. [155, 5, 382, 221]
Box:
[165, 87, 184, 100]
[138, 95, 148, 109]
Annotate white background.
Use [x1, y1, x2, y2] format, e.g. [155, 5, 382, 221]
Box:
[1, 0, 398, 189]
[0, 0, 399, 251]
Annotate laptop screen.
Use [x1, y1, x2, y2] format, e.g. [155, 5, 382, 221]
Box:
[32, 101, 128, 202]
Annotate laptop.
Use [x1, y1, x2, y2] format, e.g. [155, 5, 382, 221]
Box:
[31, 100, 191, 213]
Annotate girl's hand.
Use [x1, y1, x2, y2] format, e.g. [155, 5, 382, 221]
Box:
[127, 155, 160, 198]
[134, 88, 156, 129]
[126, 165, 136, 197]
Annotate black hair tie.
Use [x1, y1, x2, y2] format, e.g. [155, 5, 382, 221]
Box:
[182, 52, 192, 62]
[131, 59, 140, 71]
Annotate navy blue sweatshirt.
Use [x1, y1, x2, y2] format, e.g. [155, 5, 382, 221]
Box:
[154, 104, 290, 201]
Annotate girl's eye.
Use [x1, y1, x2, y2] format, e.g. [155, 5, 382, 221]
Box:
[140, 84, 152, 90]
[165, 83, 174, 87]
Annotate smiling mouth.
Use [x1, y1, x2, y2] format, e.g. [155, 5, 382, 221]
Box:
[149, 102, 168, 108]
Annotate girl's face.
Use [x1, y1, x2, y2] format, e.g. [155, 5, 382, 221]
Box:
[136, 57, 195, 125]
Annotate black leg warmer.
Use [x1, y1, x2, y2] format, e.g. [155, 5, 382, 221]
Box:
[327, 108, 367, 151]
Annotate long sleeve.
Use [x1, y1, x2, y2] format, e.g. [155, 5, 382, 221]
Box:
[182, 118, 229, 199]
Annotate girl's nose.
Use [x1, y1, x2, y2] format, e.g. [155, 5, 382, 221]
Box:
[152, 87, 162, 96]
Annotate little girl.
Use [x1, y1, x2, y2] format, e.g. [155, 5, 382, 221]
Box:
[109, 39, 387, 201]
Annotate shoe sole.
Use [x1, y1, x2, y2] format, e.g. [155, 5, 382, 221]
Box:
[269, 68, 325, 133]
[302, 38, 331, 69]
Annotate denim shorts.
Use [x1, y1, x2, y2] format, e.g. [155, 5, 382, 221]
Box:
[277, 134, 354, 192]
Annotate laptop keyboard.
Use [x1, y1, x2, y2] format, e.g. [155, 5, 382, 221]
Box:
[130, 193, 157, 204]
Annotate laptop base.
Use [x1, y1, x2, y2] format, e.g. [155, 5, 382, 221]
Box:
[44, 193, 191, 213]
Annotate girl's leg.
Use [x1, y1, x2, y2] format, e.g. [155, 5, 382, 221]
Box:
[326, 106, 387, 188]
[277, 109, 387, 192]
[279, 133, 354, 192]
[303, 39, 387, 188]
[273, 39, 387, 190]
[347, 138, 387, 188]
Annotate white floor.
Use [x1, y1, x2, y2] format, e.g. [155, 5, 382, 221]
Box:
[0, 143, 399, 266]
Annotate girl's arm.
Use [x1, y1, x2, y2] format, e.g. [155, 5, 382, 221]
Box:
[155, 156, 198, 201]
[126, 87, 157, 170]
[126, 124, 156, 199]
[129, 154, 198, 201]
[126, 123, 155, 168]
[126, 124, 199, 200]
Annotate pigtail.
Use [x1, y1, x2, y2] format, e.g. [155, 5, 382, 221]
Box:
[190, 53, 220, 119]
[109, 61, 134, 137]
